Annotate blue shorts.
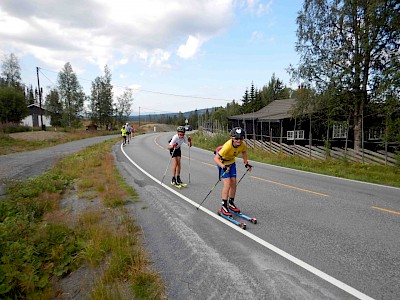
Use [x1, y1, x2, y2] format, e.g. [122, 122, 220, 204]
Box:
[217, 163, 237, 179]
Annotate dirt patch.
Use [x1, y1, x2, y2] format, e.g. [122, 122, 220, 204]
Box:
[9, 131, 69, 141]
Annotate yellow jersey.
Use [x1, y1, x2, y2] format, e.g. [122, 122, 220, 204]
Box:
[217, 139, 247, 165]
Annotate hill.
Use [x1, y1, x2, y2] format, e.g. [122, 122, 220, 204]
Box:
[128, 107, 214, 122]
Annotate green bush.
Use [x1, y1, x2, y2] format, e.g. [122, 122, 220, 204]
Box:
[0, 123, 31, 134]
[0, 172, 82, 299]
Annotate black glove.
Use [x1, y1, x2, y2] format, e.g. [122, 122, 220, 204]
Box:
[245, 163, 253, 169]
[222, 166, 228, 172]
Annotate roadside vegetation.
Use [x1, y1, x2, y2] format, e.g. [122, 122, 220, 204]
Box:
[192, 131, 400, 188]
[0, 124, 120, 155]
[0, 138, 165, 299]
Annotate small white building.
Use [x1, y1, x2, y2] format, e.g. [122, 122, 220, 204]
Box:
[21, 104, 52, 128]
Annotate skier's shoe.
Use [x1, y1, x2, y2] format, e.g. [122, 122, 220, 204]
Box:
[228, 200, 240, 213]
[176, 176, 183, 184]
[220, 203, 232, 217]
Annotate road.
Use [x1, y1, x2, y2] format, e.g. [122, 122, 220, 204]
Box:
[114, 131, 400, 300]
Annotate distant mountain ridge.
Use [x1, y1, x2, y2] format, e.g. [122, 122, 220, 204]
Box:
[128, 107, 213, 122]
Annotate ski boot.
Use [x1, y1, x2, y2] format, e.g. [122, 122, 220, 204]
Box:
[228, 198, 240, 213]
[176, 176, 187, 188]
[219, 200, 232, 217]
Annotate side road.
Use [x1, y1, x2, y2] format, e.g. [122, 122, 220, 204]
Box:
[0, 134, 119, 195]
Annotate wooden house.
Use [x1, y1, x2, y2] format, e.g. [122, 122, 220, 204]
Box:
[21, 104, 51, 128]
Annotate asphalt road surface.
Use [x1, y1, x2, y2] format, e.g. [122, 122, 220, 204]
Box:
[114, 132, 400, 300]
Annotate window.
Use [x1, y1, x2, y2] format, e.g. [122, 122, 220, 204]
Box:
[287, 130, 304, 140]
[295, 130, 304, 139]
[333, 123, 347, 139]
[368, 128, 382, 140]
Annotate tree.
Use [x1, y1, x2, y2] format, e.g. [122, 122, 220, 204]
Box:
[90, 65, 114, 129]
[115, 88, 134, 126]
[259, 73, 290, 106]
[1, 53, 22, 90]
[25, 85, 36, 105]
[188, 110, 198, 129]
[0, 86, 28, 123]
[45, 88, 63, 127]
[57, 62, 85, 127]
[241, 88, 250, 113]
[291, 0, 400, 152]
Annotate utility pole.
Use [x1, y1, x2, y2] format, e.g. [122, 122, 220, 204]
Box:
[138, 106, 141, 128]
[36, 67, 45, 130]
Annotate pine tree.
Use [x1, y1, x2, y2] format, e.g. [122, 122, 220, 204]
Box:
[57, 62, 85, 128]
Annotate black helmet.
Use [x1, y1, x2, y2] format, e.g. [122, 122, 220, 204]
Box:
[230, 127, 245, 139]
[177, 126, 186, 133]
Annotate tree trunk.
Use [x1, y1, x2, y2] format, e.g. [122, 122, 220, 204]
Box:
[353, 113, 362, 153]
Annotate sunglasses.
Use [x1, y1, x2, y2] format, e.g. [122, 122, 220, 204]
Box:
[234, 137, 243, 141]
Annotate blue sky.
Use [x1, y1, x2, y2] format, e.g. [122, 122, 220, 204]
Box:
[0, 0, 303, 115]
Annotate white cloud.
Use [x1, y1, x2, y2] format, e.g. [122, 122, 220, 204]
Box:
[177, 35, 202, 59]
[0, 0, 235, 73]
[245, 0, 273, 16]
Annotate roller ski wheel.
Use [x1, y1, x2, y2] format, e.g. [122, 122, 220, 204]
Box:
[171, 182, 182, 189]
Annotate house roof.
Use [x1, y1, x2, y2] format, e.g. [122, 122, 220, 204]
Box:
[228, 98, 297, 122]
[27, 103, 52, 114]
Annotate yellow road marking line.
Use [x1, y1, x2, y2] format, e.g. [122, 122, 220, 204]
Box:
[251, 176, 329, 197]
[371, 206, 400, 215]
[201, 162, 215, 167]
[154, 135, 328, 197]
[154, 136, 165, 149]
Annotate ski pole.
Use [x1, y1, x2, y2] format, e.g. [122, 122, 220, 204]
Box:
[196, 169, 226, 210]
[188, 144, 191, 184]
[161, 147, 176, 185]
[236, 168, 249, 187]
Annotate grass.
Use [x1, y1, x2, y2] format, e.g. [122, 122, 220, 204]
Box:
[192, 131, 400, 188]
[0, 129, 117, 155]
[0, 139, 165, 299]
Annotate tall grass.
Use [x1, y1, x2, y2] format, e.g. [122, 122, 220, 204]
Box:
[192, 131, 400, 188]
[0, 139, 165, 299]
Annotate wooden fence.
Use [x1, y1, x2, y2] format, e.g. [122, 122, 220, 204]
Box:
[200, 129, 398, 166]
[245, 139, 398, 166]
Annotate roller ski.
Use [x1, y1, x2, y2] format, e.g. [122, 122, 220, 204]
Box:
[218, 201, 246, 230]
[171, 178, 182, 189]
[229, 210, 257, 224]
[176, 177, 187, 188]
[218, 209, 246, 229]
[227, 199, 257, 223]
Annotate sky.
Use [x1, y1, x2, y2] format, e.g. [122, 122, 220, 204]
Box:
[0, 0, 303, 115]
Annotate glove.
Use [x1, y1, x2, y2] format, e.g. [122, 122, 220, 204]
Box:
[188, 137, 192, 143]
[173, 143, 178, 148]
[244, 162, 253, 169]
[222, 166, 228, 172]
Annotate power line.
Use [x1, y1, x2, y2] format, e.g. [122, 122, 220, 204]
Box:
[38, 66, 234, 102]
